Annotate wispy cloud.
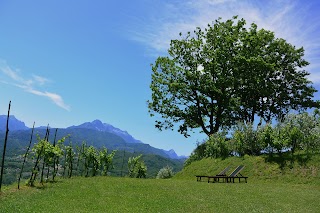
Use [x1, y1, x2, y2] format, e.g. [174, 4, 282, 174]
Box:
[0, 60, 70, 111]
[129, 0, 320, 83]
[32, 74, 50, 86]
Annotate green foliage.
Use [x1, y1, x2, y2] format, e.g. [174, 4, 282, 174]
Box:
[99, 148, 116, 176]
[128, 154, 147, 178]
[156, 165, 174, 179]
[27, 134, 68, 186]
[64, 144, 75, 178]
[187, 111, 320, 164]
[82, 145, 100, 177]
[1, 145, 182, 185]
[257, 123, 277, 154]
[205, 132, 230, 159]
[148, 16, 318, 137]
[231, 122, 262, 156]
[111, 152, 184, 178]
[281, 112, 320, 155]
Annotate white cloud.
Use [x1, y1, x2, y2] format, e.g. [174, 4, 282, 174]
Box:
[26, 88, 71, 111]
[129, 0, 320, 82]
[0, 60, 70, 111]
[32, 74, 50, 86]
[0, 61, 24, 82]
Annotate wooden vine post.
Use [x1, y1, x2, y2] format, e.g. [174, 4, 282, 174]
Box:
[18, 122, 35, 189]
[0, 101, 11, 191]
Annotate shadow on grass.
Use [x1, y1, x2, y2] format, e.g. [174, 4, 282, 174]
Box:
[263, 152, 312, 170]
[29, 179, 62, 190]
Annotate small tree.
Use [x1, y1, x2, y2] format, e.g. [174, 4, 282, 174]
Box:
[65, 144, 75, 178]
[82, 146, 100, 177]
[128, 155, 147, 178]
[52, 136, 67, 181]
[28, 134, 47, 186]
[99, 148, 116, 176]
[40, 139, 55, 183]
[256, 124, 275, 155]
[232, 122, 262, 156]
[205, 132, 230, 159]
[136, 161, 147, 178]
[280, 113, 318, 157]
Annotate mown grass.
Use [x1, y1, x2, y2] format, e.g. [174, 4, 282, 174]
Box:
[1, 176, 319, 212]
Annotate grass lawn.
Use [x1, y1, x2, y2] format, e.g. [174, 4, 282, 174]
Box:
[1, 176, 319, 212]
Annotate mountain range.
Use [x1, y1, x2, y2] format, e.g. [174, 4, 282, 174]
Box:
[0, 115, 186, 159]
[68, 119, 144, 144]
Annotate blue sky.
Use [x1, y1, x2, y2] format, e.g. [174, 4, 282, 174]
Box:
[0, 0, 320, 156]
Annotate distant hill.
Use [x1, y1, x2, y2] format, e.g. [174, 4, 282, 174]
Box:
[68, 119, 186, 159]
[0, 115, 29, 131]
[0, 115, 187, 160]
[0, 116, 187, 184]
[68, 119, 143, 144]
[0, 127, 186, 183]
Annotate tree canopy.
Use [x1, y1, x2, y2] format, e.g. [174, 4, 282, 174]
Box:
[148, 16, 319, 137]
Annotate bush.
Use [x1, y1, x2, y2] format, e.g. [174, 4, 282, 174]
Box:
[156, 165, 174, 179]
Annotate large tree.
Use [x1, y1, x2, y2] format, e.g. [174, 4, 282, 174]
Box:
[148, 16, 319, 137]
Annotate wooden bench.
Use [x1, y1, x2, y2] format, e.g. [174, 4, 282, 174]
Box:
[207, 165, 248, 183]
[196, 175, 208, 182]
[225, 165, 248, 183]
[207, 175, 227, 183]
[196, 166, 230, 182]
[226, 173, 248, 183]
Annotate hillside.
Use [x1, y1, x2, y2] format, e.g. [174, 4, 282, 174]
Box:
[0, 128, 184, 160]
[0, 128, 185, 184]
[174, 153, 320, 184]
[111, 151, 184, 178]
[0, 116, 185, 159]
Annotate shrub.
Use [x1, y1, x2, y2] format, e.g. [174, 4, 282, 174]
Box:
[156, 165, 174, 179]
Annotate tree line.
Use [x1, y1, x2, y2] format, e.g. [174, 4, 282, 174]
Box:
[185, 110, 320, 166]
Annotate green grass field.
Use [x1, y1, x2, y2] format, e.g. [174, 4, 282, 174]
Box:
[1, 176, 319, 213]
[1, 154, 319, 212]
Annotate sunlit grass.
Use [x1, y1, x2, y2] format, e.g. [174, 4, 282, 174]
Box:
[1, 176, 319, 212]
[175, 154, 320, 185]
